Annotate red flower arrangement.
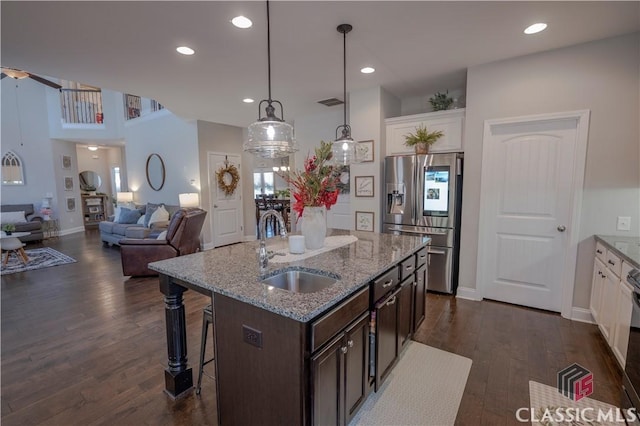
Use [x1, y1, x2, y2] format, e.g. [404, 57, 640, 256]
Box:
[279, 141, 341, 217]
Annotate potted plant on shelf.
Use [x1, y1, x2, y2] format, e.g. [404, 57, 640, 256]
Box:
[2, 223, 16, 235]
[404, 125, 444, 154]
[429, 90, 454, 111]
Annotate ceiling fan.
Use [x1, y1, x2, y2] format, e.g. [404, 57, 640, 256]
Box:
[1, 67, 62, 89]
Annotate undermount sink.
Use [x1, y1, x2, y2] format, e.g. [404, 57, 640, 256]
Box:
[261, 269, 338, 293]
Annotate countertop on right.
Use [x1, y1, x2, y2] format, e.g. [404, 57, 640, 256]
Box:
[595, 235, 640, 269]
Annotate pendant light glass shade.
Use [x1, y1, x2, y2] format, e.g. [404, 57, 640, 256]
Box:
[243, 0, 297, 159]
[331, 23, 359, 166]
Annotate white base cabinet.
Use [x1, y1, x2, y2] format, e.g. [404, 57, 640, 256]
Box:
[385, 109, 465, 156]
[590, 240, 634, 368]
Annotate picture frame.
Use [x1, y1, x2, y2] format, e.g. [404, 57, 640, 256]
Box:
[64, 176, 74, 191]
[61, 155, 72, 170]
[66, 197, 76, 212]
[355, 211, 375, 232]
[355, 176, 374, 197]
[356, 140, 374, 163]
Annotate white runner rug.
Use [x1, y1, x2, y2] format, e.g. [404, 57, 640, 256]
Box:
[350, 341, 472, 426]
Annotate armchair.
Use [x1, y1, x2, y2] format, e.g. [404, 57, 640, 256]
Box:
[120, 208, 207, 276]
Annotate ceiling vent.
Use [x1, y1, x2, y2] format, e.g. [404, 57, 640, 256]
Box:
[317, 98, 344, 107]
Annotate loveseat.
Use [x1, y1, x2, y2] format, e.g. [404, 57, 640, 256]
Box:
[99, 203, 180, 246]
[0, 204, 44, 242]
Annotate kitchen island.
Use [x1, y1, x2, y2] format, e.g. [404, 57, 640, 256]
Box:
[149, 229, 429, 425]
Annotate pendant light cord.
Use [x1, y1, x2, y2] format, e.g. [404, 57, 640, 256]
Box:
[266, 0, 272, 103]
[342, 28, 347, 126]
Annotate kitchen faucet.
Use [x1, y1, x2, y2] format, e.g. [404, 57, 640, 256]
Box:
[258, 209, 287, 270]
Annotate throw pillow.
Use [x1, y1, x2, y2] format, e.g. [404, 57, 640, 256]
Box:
[136, 214, 145, 225]
[148, 205, 169, 228]
[0, 211, 27, 224]
[156, 230, 168, 240]
[113, 206, 122, 223]
[144, 203, 160, 227]
[118, 208, 142, 224]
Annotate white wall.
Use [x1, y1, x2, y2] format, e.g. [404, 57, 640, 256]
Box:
[196, 120, 244, 246]
[460, 33, 640, 309]
[50, 139, 84, 232]
[123, 110, 199, 205]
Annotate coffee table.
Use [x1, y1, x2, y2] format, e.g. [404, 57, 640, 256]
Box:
[0, 232, 31, 265]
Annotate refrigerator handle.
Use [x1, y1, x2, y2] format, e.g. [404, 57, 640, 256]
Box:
[456, 156, 462, 175]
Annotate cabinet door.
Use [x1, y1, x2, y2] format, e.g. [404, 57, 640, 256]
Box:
[344, 314, 370, 425]
[398, 276, 414, 352]
[613, 281, 634, 368]
[385, 110, 465, 156]
[590, 258, 606, 323]
[413, 264, 427, 331]
[600, 271, 618, 344]
[375, 289, 399, 390]
[312, 336, 344, 426]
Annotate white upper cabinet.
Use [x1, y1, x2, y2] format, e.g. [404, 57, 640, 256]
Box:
[385, 109, 465, 156]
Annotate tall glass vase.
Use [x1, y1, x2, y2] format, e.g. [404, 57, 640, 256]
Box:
[301, 206, 327, 250]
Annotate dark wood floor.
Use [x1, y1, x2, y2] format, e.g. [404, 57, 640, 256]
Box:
[1, 230, 623, 425]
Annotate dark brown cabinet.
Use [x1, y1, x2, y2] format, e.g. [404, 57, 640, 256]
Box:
[398, 275, 414, 352]
[413, 264, 427, 331]
[374, 288, 398, 390]
[312, 313, 370, 426]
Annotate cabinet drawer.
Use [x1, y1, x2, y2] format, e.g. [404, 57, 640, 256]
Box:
[311, 287, 369, 353]
[606, 251, 622, 278]
[399, 256, 416, 282]
[416, 247, 428, 268]
[622, 261, 634, 284]
[595, 242, 606, 262]
[372, 267, 399, 302]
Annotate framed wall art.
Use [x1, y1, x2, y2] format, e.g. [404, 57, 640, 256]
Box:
[356, 140, 374, 163]
[66, 197, 76, 212]
[61, 155, 72, 170]
[64, 176, 74, 191]
[355, 176, 374, 197]
[355, 211, 374, 232]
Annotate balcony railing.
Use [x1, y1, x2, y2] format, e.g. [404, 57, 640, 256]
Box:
[60, 88, 103, 124]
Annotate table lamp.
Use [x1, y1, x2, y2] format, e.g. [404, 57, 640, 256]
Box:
[179, 193, 199, 208]
[116, 192, 134, 208]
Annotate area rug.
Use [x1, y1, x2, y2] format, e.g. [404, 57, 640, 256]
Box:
[350, 341, 472, 426]
[529, 381, 622, 425]
[1, 247, 76, 275]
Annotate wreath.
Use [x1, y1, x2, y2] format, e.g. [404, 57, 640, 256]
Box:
[216, 163, 240, 196]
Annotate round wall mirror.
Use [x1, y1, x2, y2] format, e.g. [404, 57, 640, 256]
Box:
[79, 170, 102, 191]
[146, 153, 165, 191]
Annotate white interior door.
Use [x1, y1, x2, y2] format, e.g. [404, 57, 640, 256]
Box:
[208, 152, 243, 247]
[477, 111, 589, 315]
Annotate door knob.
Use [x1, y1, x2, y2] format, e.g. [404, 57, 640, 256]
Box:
[557, 225, 566, 232]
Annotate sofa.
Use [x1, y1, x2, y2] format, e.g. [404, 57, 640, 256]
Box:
[120, 208, 207, 276]
[99, 203, 180, 246]
[0, 204, 44, 242]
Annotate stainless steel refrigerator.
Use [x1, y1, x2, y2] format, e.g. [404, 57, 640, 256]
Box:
[383, 153, 463, 294]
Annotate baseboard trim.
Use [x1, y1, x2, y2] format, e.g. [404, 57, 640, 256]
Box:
[571, 307, 595, 324]
[244, 235, 257, 242]
[59, 227, 86, 236]
[202, 242, 215, 251]
[456, 286, 482, 301]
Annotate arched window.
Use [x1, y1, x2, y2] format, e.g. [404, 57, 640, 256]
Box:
[2, 151, 24, 185]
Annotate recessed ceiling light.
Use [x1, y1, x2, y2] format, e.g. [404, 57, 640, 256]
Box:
[243, 98, 254, 103]
[87, 145, 98, 151]
[524, 23, 547, 35]
[361, 67, 375, 74]
[176, 46, 195, 55]
[232, 16, 252, 29]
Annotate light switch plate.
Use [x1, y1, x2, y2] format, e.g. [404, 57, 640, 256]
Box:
[617, 216, 631, 231]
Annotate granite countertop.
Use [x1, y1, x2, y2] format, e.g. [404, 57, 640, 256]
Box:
[149, 229, 430, 323]
[595, 235, 640, 268]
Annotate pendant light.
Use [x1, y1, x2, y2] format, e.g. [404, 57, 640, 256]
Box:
[244, 0, 297, 159]
[332, 24, 359, 166]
